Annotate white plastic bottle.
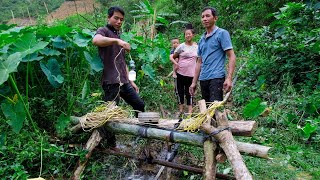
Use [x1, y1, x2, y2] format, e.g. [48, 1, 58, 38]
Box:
[128, 60, 136, 81]
[129, 69, 136, 81]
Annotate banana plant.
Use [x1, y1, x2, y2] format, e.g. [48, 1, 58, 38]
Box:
[130, 0, 187, 40]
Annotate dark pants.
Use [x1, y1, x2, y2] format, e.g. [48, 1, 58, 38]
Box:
[102, 83, 145, 115]
[200, 78, 225, 103]
[100, 82, 145, 147]
[176, 73, 193, 105]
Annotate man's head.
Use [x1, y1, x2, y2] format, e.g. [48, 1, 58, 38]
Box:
[201, 7, 218, 29]
[107, 6, 125, 30]
[171, 38, 180, 49]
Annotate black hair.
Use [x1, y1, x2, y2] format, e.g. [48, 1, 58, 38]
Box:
[184, 23, 195, 34]
[171, 37, 179, 41]
[108, 6, 125, 18]
[201, 7, 218, 16]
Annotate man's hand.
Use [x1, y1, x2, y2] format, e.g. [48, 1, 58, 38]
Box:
[117, 39, 131, 51]
[130, 81, 139, 93]
[189, 83, 197, 96]
[223, 78, 232, 92]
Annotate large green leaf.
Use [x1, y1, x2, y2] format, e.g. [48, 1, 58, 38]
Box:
[0, 45, 10, 54]
[121, 32, 135, 42]
[0, 26, 24, 35]
[1, 100, 26, 134]
[12, 33, 49, 58]
[0, 53, 22, 85]
[159, 48, 169, 64]
[40, 58, 64, 88]
[84, 51, 103, 73]
[73, 33, 91, 47]
[39, 48, 61, 56]
[82, 29, 95, 37]
[145, 48, 159, 63]
[51, 36, 71, 49]
[301, 122, 317, 139]
[141, 64, 155, 80]
[21, 53, 43, 62]
[243, 98, 267, 118]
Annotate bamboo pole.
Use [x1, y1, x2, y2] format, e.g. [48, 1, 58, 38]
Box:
[70, 118, 271, 159]
[71, 117, 257, 137]
[88, 122, 271, 159]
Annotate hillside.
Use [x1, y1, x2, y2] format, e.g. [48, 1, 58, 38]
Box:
[5, 0, 98, 26]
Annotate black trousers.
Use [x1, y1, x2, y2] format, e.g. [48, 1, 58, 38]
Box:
[102, 82, 145, 115]
[176, 73, 193, 105]
[99, 82, 145, 147]
[200, 78, 225, 103]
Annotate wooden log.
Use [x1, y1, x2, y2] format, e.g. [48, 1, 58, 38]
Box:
[199, 100, 217, 180]
[200, 101, 253, 180]
[236, 142, 271, 159]
[70, 120, 271, 159]
[70, 117, 257, 137]
[72, 130, 102, 180]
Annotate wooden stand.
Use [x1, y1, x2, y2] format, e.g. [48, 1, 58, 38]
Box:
[70, 100, 270, 179]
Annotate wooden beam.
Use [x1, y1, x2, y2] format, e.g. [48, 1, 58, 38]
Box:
[199, 99, 217, 180]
